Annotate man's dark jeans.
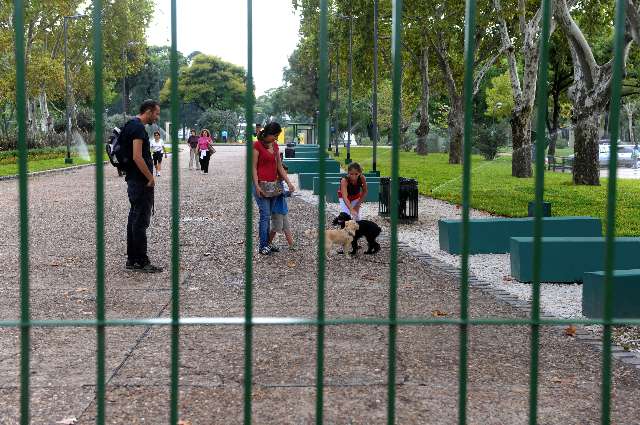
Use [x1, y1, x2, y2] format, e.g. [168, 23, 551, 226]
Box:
[127, 180, 154, 265]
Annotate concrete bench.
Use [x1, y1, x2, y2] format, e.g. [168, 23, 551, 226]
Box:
[299, 172, 379, 190]
[439, 217, 602, 255]
[325, 181, 380, 203]
[284, 159, 340, 174]
[583, 269, 640, 318]
[291, 151, 325, 159]
[510, 237, 640, 283]
[313, 176, 381, 195]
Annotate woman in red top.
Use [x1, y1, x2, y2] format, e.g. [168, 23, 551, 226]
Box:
[338, 162, 368, 220]
[252, 122, 295, 255]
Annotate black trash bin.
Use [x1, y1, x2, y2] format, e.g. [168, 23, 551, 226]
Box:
[379, 177, 419, 220]
[285, 147, 296, 158]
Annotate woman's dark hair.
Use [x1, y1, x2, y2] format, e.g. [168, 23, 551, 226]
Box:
[140, 99, 160, 114]
[258, 122, 282, 141]
[347, 162, 363, 173]
[153, 131, 161, 137]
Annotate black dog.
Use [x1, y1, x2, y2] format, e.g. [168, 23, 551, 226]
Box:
[332, 212, 381, 255]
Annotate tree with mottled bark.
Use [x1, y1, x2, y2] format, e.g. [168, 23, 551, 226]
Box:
[428, 1, 504, 164]
[554, 0, 633, 185]
[493, 0, 559, 177]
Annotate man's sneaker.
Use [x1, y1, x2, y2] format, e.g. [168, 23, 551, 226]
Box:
[133, 262, 164, 273]
[269, 244, 280, 253]
[126, 260, 135, 270]
[259, 246, 272, 255]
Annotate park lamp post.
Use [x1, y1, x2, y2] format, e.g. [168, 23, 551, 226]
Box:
[335, 13, 354, 165]
[64, 14, 88, 164]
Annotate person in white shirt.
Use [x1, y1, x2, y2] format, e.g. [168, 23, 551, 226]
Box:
[150, 131, 167, 176]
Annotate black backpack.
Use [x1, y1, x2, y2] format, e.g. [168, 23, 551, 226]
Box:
[106, 120, 133, 170]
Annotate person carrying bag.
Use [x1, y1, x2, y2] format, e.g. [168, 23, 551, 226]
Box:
[252, 122, 295, 254]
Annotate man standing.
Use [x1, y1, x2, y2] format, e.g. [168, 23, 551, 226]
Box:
[187, 129, 200, 170]
[122, 100, 163, 272]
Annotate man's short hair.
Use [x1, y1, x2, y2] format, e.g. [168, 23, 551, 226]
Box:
[140, 100, 160, 114]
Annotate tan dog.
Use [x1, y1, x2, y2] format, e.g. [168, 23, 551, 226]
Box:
[325, 220, 359, 257]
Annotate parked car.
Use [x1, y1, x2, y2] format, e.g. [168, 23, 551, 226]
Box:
[566, 144, 637, 168]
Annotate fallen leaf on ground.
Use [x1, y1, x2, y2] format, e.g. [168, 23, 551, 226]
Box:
[431, 310, 449, 317]
[49, 263, 61, 267]
[564, 325, 577, 337]
[287, 260, 297, 268]
[75, 288, 88, 293]
[237, 240, 244, 244]
[502, 275, 513, 282]
[177, 420, 192, 425]
[56, 417, 77, 425]
[551, 376, 562, 384]
[204, 252, 211, 257]
[362, 274, 377, 281]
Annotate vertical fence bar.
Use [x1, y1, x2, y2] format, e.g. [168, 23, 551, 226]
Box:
[316, 1, 329, 423]
[13, 1, 30, 423]
[529, 0, 552, 423]
[387, 1, 402, 423]
[169, 0, 181, 422]
[459, 0, 477, 423]
[372, 0, 379, 173]
[601, 0, 626, 423]
[92, 0, 106, 423]
[244, 0, 255, 423]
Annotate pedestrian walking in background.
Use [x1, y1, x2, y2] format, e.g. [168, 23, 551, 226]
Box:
[121, 99, 163, 273]
[198, 129, 214, 174]
[187, 129, 200, 170]
[150, 131, 167, 177]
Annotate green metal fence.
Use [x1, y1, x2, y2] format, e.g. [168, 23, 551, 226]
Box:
[5, 0, 639, 424]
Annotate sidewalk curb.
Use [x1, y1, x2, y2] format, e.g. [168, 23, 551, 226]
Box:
[0, 161, 110, 182]
[0, 152, 177, 182]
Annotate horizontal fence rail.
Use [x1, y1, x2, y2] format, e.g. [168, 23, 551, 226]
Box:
[7, 0, 635, 423]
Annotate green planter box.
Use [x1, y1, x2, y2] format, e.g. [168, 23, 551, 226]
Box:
[313, 176, 381, 195]
[439, 217, 602, 255]
[284, 159, 340, 174]
[325, 181, 380, 203]
[583, 269, 640, 318]
[510, 237, 640, 283]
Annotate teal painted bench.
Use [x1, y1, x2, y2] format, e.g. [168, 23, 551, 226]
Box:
[291, 151, 325, 159]
[284, 159, 340, 174]
[510, 237, 640, 283]
[439, 217, 602, 255]
[289, 145, 319, 151]
[325, 181, 380, 203]
[313, 176, 381, 195]
[299, 172, 379, 190]
[583, 269, 640, 318]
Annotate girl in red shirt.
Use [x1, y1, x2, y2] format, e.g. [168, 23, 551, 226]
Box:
[252, 122, 295, 255]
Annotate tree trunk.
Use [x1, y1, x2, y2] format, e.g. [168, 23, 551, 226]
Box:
[547, 88, 561, 156]
[511, 107, 533, 177]
[572, 114, 600, 185]
[448, 102, 464, 164]
[415, 47, 430, 155]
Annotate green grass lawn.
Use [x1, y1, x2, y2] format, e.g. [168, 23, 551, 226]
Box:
[346, 147, 640, 236]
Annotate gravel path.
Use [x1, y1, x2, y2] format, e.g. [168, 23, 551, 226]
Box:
[0, 147, 639, 424]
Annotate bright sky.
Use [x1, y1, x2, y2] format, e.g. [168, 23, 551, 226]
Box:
[147, 0, 301, 95]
